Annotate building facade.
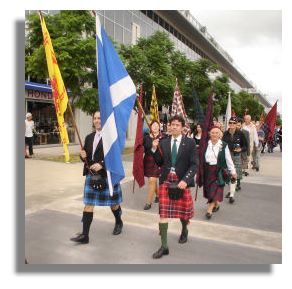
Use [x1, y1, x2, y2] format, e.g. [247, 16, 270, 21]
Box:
[25, 10, 271, 146]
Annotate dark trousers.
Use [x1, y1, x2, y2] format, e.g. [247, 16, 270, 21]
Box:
[25, 137, 33, 155]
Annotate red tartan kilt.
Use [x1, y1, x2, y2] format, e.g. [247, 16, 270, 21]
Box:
[203, 164, 224, 203]
[159, 183, 194, 220]
[143, 154, 161, 177]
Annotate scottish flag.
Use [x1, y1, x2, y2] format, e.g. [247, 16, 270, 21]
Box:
[95, 16, 136, 195]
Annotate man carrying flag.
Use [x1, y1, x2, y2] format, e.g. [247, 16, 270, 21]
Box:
[39, 13, 70, 162]
[70, 13, 136, 244]
[171, 78, 190, 135]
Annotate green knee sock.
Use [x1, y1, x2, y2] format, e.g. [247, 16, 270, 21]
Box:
[237, 179, 240, 186]
[159, 223, 168, 249]
[180, 219, 188, 234]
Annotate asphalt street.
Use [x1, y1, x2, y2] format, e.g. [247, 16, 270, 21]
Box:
[25, 148, 282, 264]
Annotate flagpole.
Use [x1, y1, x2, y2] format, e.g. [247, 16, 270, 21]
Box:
[67, 102, 84, 149]
[136, 96, 163, 154]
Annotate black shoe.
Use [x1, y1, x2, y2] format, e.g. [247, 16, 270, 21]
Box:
[152, 246, 169, 259]
[205, 212, 212, 219]
[236, 185, 241, 191]
[225, 192, 230, 198]
[244, 172, 249, 176]
[70, 233, 89, 244]
[229, 197, 235, 204]
[113, 221, 123, 235]
[143, 203, 151, 210]
[212, 205, 220, 213]
[154, 196, 159, 203]
[256, 168, 259, 172]
[178, 231, 188, 244]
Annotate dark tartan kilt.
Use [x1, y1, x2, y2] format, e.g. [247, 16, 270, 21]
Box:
[158, 173, 194, 220]
[203, 164, 224, 203]
[241, 151, 249, 169]
[83, 174, 122, 206]
[144, 154, 161, 178]
[232, 154, 242, 179]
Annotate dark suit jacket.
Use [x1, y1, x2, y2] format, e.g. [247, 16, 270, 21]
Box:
[153, 136, 198, 187]
[81, 131, 106, 177]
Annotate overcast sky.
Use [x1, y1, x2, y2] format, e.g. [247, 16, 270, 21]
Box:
[191, 10, 282, 113]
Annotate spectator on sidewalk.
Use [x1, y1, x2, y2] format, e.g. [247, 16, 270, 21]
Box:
[70, 111, 124, 245]
[25, 112, 35, 158]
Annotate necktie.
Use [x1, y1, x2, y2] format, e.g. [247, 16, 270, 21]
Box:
[171, 139, 177, 167]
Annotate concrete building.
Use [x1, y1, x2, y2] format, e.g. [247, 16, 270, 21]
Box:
[25, 10, 271, 146]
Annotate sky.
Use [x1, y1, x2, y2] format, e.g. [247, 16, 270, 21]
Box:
[191, 10, 282, 113]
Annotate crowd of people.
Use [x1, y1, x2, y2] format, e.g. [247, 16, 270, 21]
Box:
[26, 109, 281, 260]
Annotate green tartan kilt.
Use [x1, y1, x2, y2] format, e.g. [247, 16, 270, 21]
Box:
[232, 154, 242, 179]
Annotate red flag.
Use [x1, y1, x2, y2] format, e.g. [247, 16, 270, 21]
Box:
[196, 91, 215, 187]
[132, 84, 145, 187]
[264, 101, 277, 140]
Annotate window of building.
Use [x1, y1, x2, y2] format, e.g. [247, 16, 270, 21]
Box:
[105, 10, 115, 20]
[154, 13, 159, 23]
[124, 11, 132, 30]
[105, 18, 114, 39]
[147, 10, 153, 20]
[115, 10, 124, 26]
[114, 24, 123, 44]
[132, 22, 141, 45]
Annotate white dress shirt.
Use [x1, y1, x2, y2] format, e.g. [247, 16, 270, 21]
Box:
[243, 123, 259, 147]
[171, 134, 182, 153]
[205, 139, 236, 175]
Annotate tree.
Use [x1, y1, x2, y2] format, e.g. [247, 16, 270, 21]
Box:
[25, 11, 98, 114]
[25, 12, 267, 119]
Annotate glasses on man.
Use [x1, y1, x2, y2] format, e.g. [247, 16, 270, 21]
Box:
[229, 121, 236, 125]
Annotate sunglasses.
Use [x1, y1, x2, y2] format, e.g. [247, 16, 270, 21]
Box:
[229, 121, 236, 124]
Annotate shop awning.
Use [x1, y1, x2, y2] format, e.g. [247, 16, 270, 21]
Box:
[25, 81, 52, 93]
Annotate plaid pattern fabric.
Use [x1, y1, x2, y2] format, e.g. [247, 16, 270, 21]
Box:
[261, 123, 270, 139]
[158, 172, 194, 220]
[150, 85, 159, 122]
[192, 90, 205, 124]
[241, 151, 249, 170]
[83, 174, 122, 206]
[143, 153, 161, 177]
[203, 164, 224, 203]
[171, 79, 190, 131]
[231, 153, 242, 179]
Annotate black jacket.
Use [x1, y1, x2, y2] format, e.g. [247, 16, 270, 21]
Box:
[81, 131, 106, 177]
[153, 136, 198, 187]
[222, 129, 248, 155]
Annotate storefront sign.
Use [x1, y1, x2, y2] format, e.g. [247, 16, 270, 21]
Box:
[26, 89, 53, 101]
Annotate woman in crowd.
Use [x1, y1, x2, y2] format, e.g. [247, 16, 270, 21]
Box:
[143, 120, 163, 210]
[193, 123, 203, 149]
[203, 126, 237, 219]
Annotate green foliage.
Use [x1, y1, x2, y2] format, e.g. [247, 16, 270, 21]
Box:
[25, 11, 96, 108]
[25, 12, 267, 120]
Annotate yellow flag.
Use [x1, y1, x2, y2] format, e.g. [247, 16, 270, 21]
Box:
[39, 14, 70, 162]
[150, 84, 159, 123]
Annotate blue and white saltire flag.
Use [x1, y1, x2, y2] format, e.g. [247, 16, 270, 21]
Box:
[95, 15, 136, 196]
[224, 91, 232, 131]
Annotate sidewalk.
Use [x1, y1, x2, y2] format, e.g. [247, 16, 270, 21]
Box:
[25, 148, 282, 264]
